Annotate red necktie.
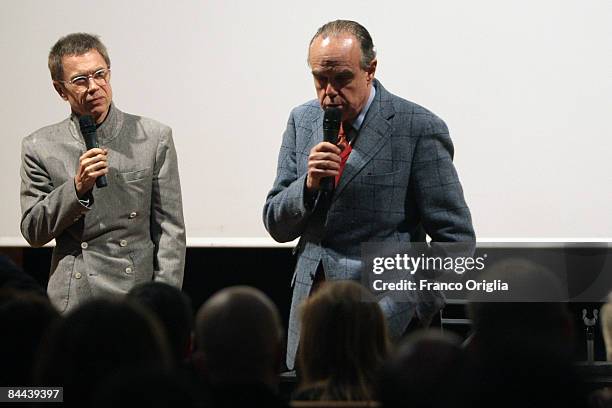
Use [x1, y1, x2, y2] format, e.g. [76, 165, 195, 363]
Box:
[335, 122, 352, 186]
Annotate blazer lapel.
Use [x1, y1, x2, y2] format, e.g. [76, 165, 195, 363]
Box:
[332, 80, 395, 202]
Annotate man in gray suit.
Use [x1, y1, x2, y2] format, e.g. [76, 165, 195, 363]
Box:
[263, 20, 475, 369]
[20, 33, 185, 313]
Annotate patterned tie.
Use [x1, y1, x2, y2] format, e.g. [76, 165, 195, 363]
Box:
[335, 122, 353, 186]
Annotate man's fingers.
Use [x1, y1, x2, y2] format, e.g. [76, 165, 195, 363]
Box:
[309, 160, 340, 171]
[79, 154, 108, 168]
[80, 154, 108, 168]
[311, 142, 342, 155]
[74, 149, 109, 197]
[305, 142, 344, 191]
[88, 168, 109, 179]
[309, 152, 342, 164]
[84, 161, 108, 175]
[309, 168, 339, 177]
[79, 148, 106, 161]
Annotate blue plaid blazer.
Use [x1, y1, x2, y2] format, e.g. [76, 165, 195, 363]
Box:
[263, 80, 475, 369]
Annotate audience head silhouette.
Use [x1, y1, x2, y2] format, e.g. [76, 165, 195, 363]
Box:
[128, 281, 194, 363]
[378, 330, 464, 408]
[296, 280, 389, 401]
[36, 298, 171, 407]
[195, 286, 284, 388]
[0, 289, 59, 386]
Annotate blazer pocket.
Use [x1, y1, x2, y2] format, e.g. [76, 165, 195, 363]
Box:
[361, 170, 401, 187]
[117, 168, 151, 183]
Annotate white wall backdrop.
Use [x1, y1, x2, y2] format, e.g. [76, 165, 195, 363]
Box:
[1, 0, 610, 246]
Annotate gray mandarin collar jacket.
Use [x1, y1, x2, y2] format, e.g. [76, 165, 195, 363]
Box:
[20, 104, 185, 312]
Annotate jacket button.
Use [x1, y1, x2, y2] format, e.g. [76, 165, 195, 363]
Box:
[125, 267, 132, 274]
[75, 272, 82, 279]
[80, 242, 88, 249]
[120, 240, 128, 247]
[129, 212, 137, 219]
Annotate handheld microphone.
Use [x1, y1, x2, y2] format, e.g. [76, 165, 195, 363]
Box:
[320, 107, 342, 192]
[78, 115, 108, 188]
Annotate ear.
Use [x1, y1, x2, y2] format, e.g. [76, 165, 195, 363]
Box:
[366, 59, 377, 83]
[53, 81, 68, 100]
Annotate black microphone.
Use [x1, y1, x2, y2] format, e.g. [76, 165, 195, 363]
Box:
[320, 107, 342, 192]
[78, 115, 108, 188]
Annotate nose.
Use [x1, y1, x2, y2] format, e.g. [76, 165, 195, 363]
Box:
[325, 82, 338, 100]
[87, 76, 100, 93]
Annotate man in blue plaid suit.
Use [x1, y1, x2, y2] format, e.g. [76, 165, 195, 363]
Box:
[263, 20, 475, 369]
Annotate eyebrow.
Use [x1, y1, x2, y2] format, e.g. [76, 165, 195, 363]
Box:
[311, 68, 354, 77]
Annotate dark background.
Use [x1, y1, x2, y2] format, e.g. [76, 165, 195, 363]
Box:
[1, 246, 608, 361]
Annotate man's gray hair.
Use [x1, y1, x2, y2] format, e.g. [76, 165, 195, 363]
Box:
[48, 33, 110, 81]
[309, 20, 376, 70]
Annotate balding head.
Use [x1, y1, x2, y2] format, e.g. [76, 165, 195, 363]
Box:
[195, 286, 283, 386]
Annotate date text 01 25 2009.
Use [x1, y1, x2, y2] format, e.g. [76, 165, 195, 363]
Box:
[0, 387, 63, 402]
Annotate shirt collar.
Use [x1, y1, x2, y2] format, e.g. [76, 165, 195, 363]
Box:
[351, 84, 376, 131]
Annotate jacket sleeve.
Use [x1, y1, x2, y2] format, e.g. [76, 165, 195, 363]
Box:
[263, 109, 317, 243]
[150, 127, 186, 287]
[410, 116, 475, 242]
[20, 137, 90, 247]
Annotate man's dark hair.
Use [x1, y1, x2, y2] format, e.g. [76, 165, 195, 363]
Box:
[35, 298, 171, 407]
[48, 33, 111, 81]
[128, 282, 194, 363]
[377, 330, 464, 408]
[0, 254, 46, 297]
[0, 290, 60, 386]
[309, 20, 376, 69]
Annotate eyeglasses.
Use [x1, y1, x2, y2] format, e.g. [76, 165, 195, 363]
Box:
[59, 68, 111, 92]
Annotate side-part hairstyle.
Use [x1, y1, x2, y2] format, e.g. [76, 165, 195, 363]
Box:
[48, 33, 110, 81]
[309, 20, 376, 69]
